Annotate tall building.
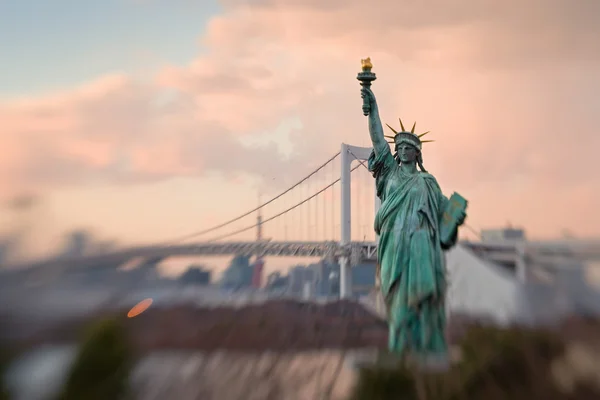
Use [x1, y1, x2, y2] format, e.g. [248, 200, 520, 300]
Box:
[221, 255, 253, 290]
[307, 261, 340, 297]
[352, 262, 377, 296]
[288, 265, 307, 295]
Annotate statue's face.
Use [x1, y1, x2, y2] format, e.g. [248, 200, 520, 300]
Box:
[397, 144, 418, 163]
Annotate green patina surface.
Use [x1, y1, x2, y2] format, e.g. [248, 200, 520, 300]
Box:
[358, 61, 467, 357]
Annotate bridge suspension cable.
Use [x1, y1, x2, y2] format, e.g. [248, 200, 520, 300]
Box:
[206, 163, 362, 242]
[162, 151, 342, 245]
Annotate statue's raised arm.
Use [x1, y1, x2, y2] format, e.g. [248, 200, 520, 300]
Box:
[357, 58, 388, 156]
[361, 87, 388, 155]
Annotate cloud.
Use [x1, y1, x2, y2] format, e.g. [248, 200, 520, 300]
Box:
[0, 73, 298, 196]
[218, 0, 600, 69]
[1, 0, 599, 236]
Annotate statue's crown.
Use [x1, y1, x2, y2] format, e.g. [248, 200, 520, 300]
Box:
[385, 119, 434, 150]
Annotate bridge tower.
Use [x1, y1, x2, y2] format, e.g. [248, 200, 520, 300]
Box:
[256, 192, 264, 242]
[252, 199, 265, 288]
[339, 143, 378, 298]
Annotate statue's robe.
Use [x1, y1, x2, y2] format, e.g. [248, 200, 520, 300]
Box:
[368, 147, 457, 355]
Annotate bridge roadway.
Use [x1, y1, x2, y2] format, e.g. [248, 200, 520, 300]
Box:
[9, 239, 600, 272]
[14, 241, 379, 271]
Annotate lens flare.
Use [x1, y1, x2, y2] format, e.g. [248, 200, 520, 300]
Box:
[127, 298, 153, 318]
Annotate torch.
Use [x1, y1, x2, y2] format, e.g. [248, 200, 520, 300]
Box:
[357, 57, 377, 116]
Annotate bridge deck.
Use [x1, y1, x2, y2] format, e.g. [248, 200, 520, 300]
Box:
[6, 239, 600, 272]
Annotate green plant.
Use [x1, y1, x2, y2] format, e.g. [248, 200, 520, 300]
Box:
[450, 325, 566, 400]
[58, 317, 133, 400]
[348, 325, 579, 400]
[0, 347, 9, 400]
[350, 365, 417, 400]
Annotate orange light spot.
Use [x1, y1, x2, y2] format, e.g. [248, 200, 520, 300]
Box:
[127, 298, 153, 318]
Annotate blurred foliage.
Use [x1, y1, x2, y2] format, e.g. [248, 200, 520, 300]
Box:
[0, 346, 9, 400]
[350, 324, 598, 400]
[350, 364, 417, 400]
[449, 324, 566, 400]
[58, 317, 133, 400]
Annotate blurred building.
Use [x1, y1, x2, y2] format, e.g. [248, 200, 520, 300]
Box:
[329, 271, 340, 296]
[447, 228, 600, 325]
[306, 261, 340, 297]
[285, 260, 376, 299]
[220, 255, 253, 290]
[285, 265, 304, 295]
[61, 230, 91, 257]
[266, 271, 289, 291]
[351, 262, 377, 296]
[179, 265, 211, 285]
[481, 227, 526, 243]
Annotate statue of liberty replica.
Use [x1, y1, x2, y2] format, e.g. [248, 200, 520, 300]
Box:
[358, 58, 468, 366]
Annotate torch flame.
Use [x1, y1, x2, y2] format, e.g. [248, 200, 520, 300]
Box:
[361, 57, 373, 71]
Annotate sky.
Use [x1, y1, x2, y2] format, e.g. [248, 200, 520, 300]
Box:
[1, 0, 600, 268]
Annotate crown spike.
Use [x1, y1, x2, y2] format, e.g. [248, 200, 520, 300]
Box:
[418, 131, 430, 138]
[421, 140, 435, 143]
[411, 122, 416, 133]
[399, 118, 405, 132]
[385, 123, 398, 134]
[384, 135, 395, 139]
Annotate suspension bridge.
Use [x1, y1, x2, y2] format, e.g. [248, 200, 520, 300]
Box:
[15, 145, 376, 298]
[11, 143, 600, 299]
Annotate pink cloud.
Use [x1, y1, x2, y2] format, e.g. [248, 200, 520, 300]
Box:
[0, 71, 297, 196]
[1, 0, 599, 238]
